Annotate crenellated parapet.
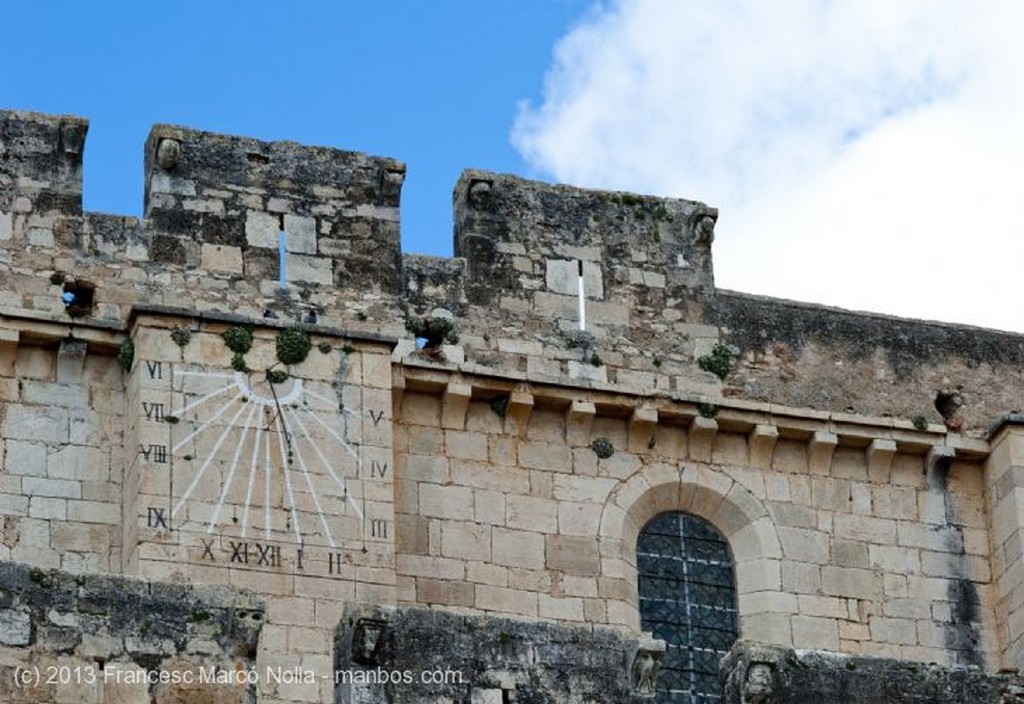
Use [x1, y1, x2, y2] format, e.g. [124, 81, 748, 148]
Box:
[3, 108, 1024, 432]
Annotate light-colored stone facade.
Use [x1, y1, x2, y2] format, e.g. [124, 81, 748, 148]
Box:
[2, 108, 1024, 702]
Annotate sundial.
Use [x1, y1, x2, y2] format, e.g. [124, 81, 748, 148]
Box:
[131, 319, 394, 578]
[168, 365, 365, 546]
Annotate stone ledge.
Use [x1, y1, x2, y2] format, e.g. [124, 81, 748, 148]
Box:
[335, 604, 656, 703]
[0, 560, 263, 664]
[720, 640, 1023, 703]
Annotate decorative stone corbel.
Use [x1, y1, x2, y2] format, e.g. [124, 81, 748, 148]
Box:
[688, 416, 718, 463]
[467, 178, 493, 207]
[156, 138, 180, 170]
[687, 206, 718, 246]
[926, 443, 955, 474]
[808, 430, 838, 473]
[741, 662, 777, 704]
[351, 617, 388, 666]
[440, 382, 472, 430]
[57, 337, 87, 383]
[60, 121, 86, 155]
[630, 633, 666, 697]
[719, 640, 784, 704]
[504, 391, 534, 438]
[628, 407, 658, 453]
[380, 167, 406, 201]
[866, 438, 897, 480]
[748, 424, 778, 469]
[565, 400, 596, 446]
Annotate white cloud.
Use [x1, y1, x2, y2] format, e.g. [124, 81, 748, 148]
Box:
[513, 0, 1024, 332]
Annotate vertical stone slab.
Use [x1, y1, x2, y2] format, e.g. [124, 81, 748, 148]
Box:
[129, 315, 397, 703]
[123, 322, 179, 575]
[987, 416, 1024, 670]
[129, 320, 396, 596]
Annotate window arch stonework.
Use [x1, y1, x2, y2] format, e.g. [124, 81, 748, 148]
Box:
[598, 462, 786, 644]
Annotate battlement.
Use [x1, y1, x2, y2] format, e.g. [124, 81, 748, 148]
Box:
[143, 122, 406, 293]
[0, 110, 714, 336]
[453, 169, 716, 306]
[3, 108, 1024, 432]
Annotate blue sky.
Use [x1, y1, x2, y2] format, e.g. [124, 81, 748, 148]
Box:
[9, 1, 588, 256]
[8, 2, 1024, 331]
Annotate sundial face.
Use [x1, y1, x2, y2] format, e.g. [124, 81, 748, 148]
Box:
[168, 365, 363, 548]
[130, 321, 394, 583]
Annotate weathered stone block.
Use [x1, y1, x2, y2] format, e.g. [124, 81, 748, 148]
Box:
[545, 259, 603, 299]
[199, 242, 243, 273]
[546, 535, 600, 576]
[4, 406, 69, 444]
[245, 209, 279, 248]
[283, 213, 317, 254]
[0, 607, 30, 646]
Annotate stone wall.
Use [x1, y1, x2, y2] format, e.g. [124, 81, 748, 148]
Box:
[393, 374, 994, 667]
[4, 107, 1024, 701]
[719, 640, 1024, 703]
[333, 605, 654, 703]
[0, 561, 263, 704]
[712, 290, 1024, 434]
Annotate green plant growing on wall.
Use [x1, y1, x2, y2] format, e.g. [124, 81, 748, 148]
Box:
[170, 326, 192, 348]
[231, 353, 248, 372]
[490, 393, 510, 418]
[697, 402, 719, 419]
[591, 437, 615, 459]
[188, 610, 211, 623]
[276, 327, 311, 365]
[698, 344, 735, 380]
[222, 325, 254, 355]
[912, 415, 929, 431]
[406, 316, 459, 349]
[651, 203, 673, 222]
[118, 339, 135, 372]
[29, 567, 50, 586]
[266, 369, 288, 384]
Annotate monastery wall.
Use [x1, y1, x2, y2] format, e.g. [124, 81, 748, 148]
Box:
[2, 108, 1024, 702]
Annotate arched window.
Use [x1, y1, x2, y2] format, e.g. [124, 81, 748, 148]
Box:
[637, 512, 739, 702]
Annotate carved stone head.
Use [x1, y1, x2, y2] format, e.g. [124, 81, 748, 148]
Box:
[157, 138, 180, 170]
[743, 662, 776, 704]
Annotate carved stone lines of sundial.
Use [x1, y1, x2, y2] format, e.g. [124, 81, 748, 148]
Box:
[167, 366, 363, 549]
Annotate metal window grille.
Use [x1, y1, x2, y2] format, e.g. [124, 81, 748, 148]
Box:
[637, 512, 739, 703]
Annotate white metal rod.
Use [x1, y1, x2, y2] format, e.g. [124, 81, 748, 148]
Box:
[577, 260, 586, 331]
